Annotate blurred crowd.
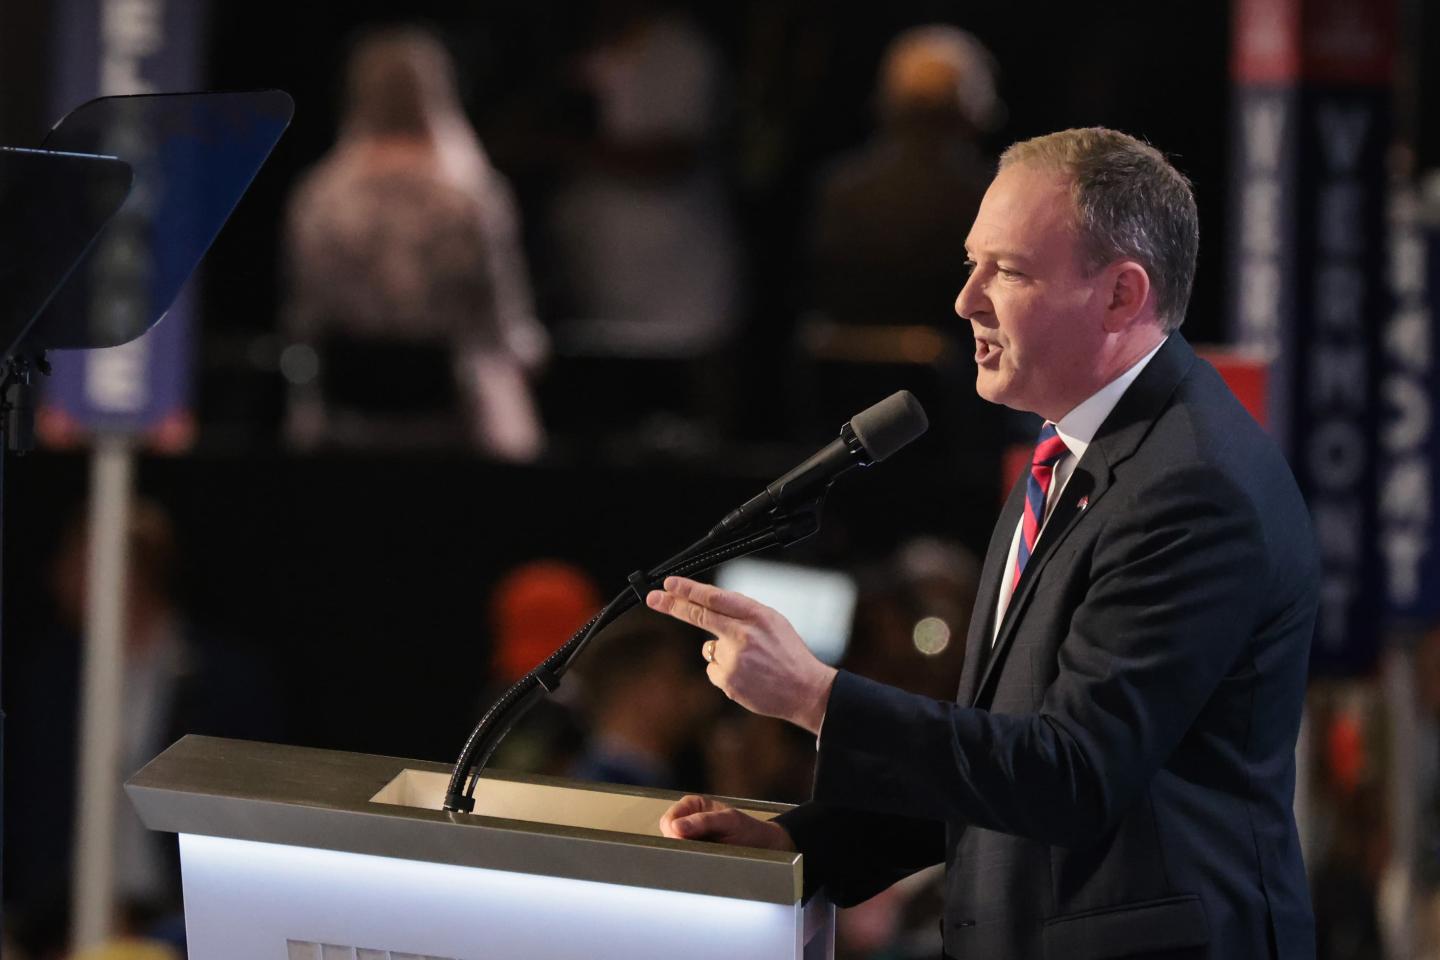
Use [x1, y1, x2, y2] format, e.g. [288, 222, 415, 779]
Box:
[270, 4, 1015, 476]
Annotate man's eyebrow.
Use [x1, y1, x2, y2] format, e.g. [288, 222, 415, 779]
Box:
[966, 247, 1035, 264]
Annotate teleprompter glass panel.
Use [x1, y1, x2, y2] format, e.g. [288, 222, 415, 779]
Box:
[24, 90, 292, 352]
[0, 147, 131, 359]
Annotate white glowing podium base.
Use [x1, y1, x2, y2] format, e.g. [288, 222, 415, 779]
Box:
[127, 737, 834, 960]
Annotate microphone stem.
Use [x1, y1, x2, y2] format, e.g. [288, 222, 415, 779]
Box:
[443, 516, 813, 812]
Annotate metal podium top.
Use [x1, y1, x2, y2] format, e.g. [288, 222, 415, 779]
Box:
[127, 735, 805, 905]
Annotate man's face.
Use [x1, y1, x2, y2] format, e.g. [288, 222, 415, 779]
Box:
[955, 163, 1109, 422]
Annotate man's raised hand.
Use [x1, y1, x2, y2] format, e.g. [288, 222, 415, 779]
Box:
[646, 576, 836, 733]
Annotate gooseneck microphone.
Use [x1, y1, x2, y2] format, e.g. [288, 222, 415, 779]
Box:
[711, 390, 929, 537]
[443, 390, 928, 813]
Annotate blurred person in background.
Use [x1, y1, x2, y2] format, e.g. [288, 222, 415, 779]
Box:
[545, 0, 741, 437]
[798, 26, 1007, 483]
[830, 537, 979, 960]
[1299, 686, 1390, 960]
[1413, 625, 1440, 957]
[846, 537, 979, 704]
[808, 25, 999, 331]
[2, 501, 281, 958]
[1312, 779, 1388, 960]
[702, 708, 815, 805]
[283, 26, 548, 460]
[568, 609, 715, 790]
[483, 559, 602, 776]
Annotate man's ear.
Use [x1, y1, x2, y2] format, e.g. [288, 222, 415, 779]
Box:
[1101, 260, 1152, 333]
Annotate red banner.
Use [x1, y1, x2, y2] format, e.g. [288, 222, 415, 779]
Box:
[1232, 0, 1394, 85]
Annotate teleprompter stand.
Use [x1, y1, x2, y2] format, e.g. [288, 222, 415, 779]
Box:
[0, 89, 292, 932]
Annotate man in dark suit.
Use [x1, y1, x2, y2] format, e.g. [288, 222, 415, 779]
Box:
[645, 127, 1319, 959]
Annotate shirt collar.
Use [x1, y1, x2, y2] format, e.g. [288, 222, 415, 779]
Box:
[1053, 337, 1168, 460]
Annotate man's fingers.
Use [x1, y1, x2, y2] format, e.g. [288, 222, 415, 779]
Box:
[668, 809, 744, 841]
[660, 795, 725, 839]
[664, 807, 795, 851]
[662, 576, 766, 619]
[659, 796, 794, 851]
[659, 795, 710, 833]
[646, 592, 745, 638]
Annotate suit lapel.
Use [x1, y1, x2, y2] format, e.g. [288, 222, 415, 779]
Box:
[957, 474, 1027, 705]
[968, 334, 1200, 707]
[971, 454, 1111, 704]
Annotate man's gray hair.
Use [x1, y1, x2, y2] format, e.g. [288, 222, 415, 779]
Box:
[1000, 128, 1199, 332]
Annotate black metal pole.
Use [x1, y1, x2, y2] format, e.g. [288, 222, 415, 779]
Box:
[1, 373, 10, 940]
[0, 354, 45, 939]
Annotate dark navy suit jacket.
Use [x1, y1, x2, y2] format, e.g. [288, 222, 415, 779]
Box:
[777, 335, 1319, 960]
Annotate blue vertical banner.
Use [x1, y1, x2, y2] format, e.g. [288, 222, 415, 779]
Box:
[1379, 188, 1440, 621]
[1227, 0, 1394, 675]
[40, 0, 209, 448]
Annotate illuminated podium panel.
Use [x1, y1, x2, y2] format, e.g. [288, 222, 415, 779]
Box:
[127, 736, 834, 960]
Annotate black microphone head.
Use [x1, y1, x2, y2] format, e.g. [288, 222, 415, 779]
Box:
[850, 390, 928, 462]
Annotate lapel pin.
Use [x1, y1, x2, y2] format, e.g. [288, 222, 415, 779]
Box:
[1076, 496, 1089, 510]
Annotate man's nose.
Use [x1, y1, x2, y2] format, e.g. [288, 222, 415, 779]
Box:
[955, 270, 986, 321]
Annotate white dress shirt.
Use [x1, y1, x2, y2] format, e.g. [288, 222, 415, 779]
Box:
[991, 338, 1167, 643]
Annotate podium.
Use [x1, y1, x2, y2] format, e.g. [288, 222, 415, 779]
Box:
[126, 736, 835, 959]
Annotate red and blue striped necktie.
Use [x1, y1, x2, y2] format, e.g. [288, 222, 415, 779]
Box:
[1013, 422, 1069, 591]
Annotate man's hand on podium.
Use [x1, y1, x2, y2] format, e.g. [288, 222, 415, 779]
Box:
[646, 576, 837, 734]
[658, 795, 797, 851]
